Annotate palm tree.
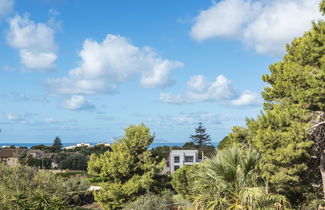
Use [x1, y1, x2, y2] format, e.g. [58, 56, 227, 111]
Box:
[192, 146, 290, 210]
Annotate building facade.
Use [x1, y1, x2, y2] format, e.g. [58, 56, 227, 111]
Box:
[0, 148, 26, 166]
[169, 150, 199, 173]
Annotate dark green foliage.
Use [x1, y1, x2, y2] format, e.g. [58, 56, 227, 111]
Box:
[62, 153, 88, 170]
[23, 155, 52, 169]
[123, 191, 174, 210]
[182, 142, 197, 149]
[53, 136, 63, 151]
[171, 165, 199, 199]
[31, 144, 57, 152]
[190, 122, 212, 147]
[150, 174, 173, 193]
[151, 146, 171, 162]
[70, 144, 112, 156]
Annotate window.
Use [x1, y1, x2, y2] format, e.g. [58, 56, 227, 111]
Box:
[174, 156, 180, 163]
[185, 156, 194, 162]
[174, 165, 180, 171]
[174, 156, 179, 163]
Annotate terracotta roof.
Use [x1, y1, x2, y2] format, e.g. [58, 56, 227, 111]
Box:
[0, 149, 26, 158]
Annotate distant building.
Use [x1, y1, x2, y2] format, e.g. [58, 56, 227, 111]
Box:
[64, 145, 76, 150]
[26, 149, 44, 159]
[64, 143, 94, 150]
[169, 150, 199, 173]
[0, 148, 26, 166]
[97, 142, 110, 147]
[76, 143, 93, 147]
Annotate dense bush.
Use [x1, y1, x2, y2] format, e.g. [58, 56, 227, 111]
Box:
[63, 175, 93, 206]
[0, 164, 94, 209]
[61, 153, 88, 170]
[123, 191, 174, 210]
[171, 164, 199, 199]
[0, 163, 67, 209]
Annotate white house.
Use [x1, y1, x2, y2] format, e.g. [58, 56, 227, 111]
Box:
[169, 150, 199, 173]
[76, 143, 93, 147]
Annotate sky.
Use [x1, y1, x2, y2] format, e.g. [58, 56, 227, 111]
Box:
[0, 0, 323, 144]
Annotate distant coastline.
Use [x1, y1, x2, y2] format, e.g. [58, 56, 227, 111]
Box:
[0, 142, 216, 149]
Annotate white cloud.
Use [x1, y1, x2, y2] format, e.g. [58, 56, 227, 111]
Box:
[47, 34, 183, 94]
[160, 75, 236, 104]
[191, 0, 323, 55]
[60, 95, 95, 111]
[230, 91, 260, 107]
[0, 0, 13, 19]
[7, 14, 57, 71]
[160, 74, 260, 107]
[4, 113, 28, 124]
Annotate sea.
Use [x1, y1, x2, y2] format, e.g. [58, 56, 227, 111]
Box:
[0, 142, 190, 150]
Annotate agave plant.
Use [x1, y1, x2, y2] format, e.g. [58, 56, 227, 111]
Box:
[192, 146, 290, 210]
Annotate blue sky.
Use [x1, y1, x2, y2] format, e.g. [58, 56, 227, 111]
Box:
[0, 0, 323, 144]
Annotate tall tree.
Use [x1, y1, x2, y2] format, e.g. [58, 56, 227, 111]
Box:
[52, 136, 63, 151]
[87, 124, 165, 209]
[260, 0, 325, 201]
[190, 122, 212, 147]
[228, 1, 325, 205]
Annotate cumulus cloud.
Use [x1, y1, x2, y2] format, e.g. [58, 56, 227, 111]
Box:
[7, 14, 57, 71]
[230, 91, 260, 107]
[47, 34, 183, 94]
[60, 95, 95, 111]
[0, 0, 13, 19]
[191, 0, 323, 55]
[160, 74, 260, 107]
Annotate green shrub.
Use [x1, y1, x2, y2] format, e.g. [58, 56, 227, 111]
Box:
[171, 164, 199, 199]
[123, 191, 174, 210]
[0, 163, 67, 209]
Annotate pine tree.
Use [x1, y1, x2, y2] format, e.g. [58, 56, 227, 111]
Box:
[52, 136, 63, 151]
[87, 124, 165, 209]
[190, 122, 212, 147]
[227, 0, 325, 204]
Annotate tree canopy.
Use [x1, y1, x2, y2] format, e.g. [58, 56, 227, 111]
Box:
[224, 1, 325, 205]
[52, 136, 63, 151]
[88, 124, 165, 209]
[190, 122, 212, 147]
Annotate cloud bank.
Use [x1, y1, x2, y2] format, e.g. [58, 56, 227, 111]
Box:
[191, 0, 323, 55]
[160, 74, 260, 107]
